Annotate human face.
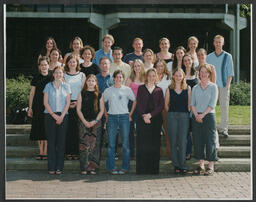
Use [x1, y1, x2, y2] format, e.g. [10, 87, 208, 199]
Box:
[132, 39, 143, 53]
[86, 77, 97, 90]
[183, 56, 193, 69]
[143, 51, 153, 63]
[53, 69, 64, 81]
[100, 59, 110, 73]
[103, 38, 113, 50]
[159, 39, 170, 51]
[46, 39, 54, 51]
[173, 70, 184, 84]
[82, 49, 92, 62]
[176, 49, 185, 61]
[199, 67, 210, 81]
[113, 50, 123, 62]
[39, 60, 49, 74]
[155, 61, 165, 75]
[133, 61, 142, 73]
[213, 38, 224, 50]
[68, 58, 78, 70]
[50, 50, 59, 62]
[147, 70, 156, 84]
[114, 73, 124, 86]
[188, 39, 198, 51]
[72, 39, 81, 51]
[197, 50, 207, 64]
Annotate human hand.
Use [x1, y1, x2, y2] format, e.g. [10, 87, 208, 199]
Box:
[27, 108, 33, 118]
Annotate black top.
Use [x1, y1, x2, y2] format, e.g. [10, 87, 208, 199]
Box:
[80, 63, 100, 77]
[186, 78, 198, 90]
[31, 73, 51, 110]
[164, 58, 173, 64]
[81, 90, 102, 121]
[168, 88, 189, 113]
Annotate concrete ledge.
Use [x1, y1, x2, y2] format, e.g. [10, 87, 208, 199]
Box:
[6, 158, 251, 173]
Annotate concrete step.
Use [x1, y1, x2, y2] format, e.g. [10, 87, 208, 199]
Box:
[6, 133, 251, 147]
[217, 146, 250, 158]
[6, 124, 251, 135]
[219, 135, 250, 146]
[6, 145, 251, 159]
[6, 157, 251, 172]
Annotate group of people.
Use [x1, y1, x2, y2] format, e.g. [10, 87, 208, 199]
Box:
[28, 33, 234, 176]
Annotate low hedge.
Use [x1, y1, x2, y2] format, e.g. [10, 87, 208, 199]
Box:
[230, 81, 250, 105]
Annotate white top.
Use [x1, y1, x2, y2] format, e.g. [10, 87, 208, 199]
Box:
[110, 61, 131, 84]
[66, 52, 84, 64]
[157, 74, 171, 96]
[56, 87, 61, 112]
[104, 85, 136, 115]
[166, 61, 173, 75]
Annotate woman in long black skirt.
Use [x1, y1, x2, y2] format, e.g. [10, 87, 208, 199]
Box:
[136, 68, 164, 174]
[28, 56, 51, 160]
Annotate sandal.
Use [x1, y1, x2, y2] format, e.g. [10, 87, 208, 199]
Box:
[181, 169, 188, 175]
[55, 170, 63, 175]
[89, 169, 96, 175]
[66, 155, 72, 160]
[174, 167, 181, 174]
[81, 170, 87, 175]
[41, 155, 47, 160]
[193, 166, 205, 175]
[35, 155, 42, 160]
[48, 171, 55, 175]
[204, 168, 214, 176]
[72, 155, 79, 160]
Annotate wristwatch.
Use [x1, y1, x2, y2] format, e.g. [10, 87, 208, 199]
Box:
[94, 119, 98, 123]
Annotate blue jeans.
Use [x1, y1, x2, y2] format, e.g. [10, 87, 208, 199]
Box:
[106, 114, 130, 171]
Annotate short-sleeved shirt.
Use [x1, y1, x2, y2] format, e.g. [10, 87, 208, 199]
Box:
[156, 74, 171, 96]
[190, 82, 218, 114]
[104, 85, 135, 115]
[92, 49, 114, 66]
[206, 51, 234, 88]
[122, 52, 144, 64]
[96, 73, 114, 93]
[110, 61, 131, 84]
[64, 72, 85, 101]
[43, 82, 71, 114]
[80, 63, 100, 77]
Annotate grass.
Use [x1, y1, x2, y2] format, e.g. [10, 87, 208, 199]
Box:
[215, 105, 251, 125]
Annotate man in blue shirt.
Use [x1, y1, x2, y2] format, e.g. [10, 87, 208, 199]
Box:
[123, 37, 144, 67]
[206, 35, 234, 138]
[93, 34, 114, 66]
[96, 57, 114, 157]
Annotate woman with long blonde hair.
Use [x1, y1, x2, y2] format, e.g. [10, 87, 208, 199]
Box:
[125, 59, 145, 159]
[76, 74, 104, 175]
[165, 68, 191, 174]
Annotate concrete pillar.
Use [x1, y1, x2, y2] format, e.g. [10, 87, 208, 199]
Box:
[235, 4, 240, 83]
[88, 13, 120, 49]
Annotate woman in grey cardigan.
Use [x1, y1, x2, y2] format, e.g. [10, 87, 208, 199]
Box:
[191, 64, 218, 176]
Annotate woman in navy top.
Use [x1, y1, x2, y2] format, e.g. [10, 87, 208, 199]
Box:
[165, 68, 191, 174]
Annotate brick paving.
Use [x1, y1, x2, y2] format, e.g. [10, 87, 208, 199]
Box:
[6, 171, 251, 199]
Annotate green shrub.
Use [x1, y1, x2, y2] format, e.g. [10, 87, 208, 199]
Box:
[230, 81, 250, 105]
[6, 75, 31, 111]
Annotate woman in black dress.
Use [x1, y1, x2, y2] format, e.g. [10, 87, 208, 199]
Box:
[136, 68, 164, 174]
[80, 45, 101, 77]
[28, 56, 51, 160]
